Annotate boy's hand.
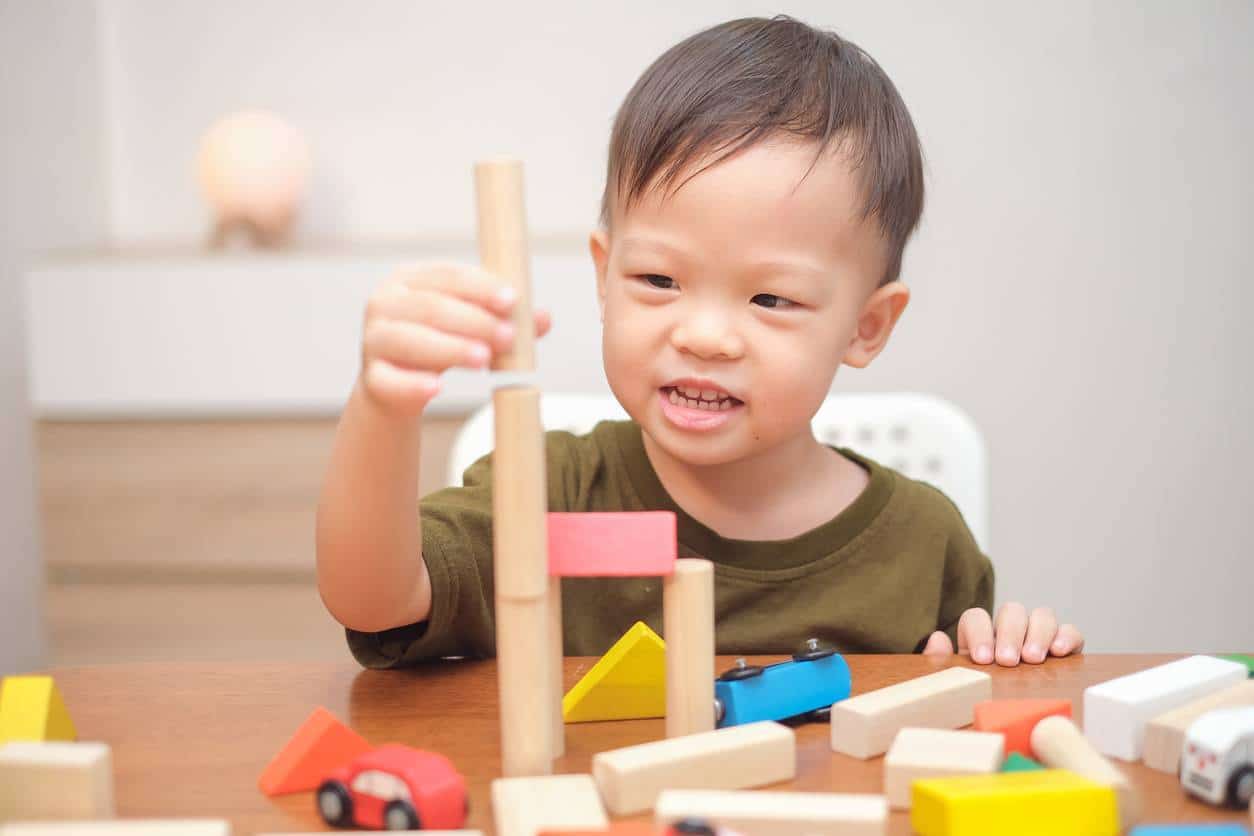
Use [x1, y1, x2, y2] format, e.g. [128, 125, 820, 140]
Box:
[922, 603, 1084, 666]
[360, 263, 552, 416]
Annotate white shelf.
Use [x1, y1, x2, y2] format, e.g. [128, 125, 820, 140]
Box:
[24, 243, 610, 418]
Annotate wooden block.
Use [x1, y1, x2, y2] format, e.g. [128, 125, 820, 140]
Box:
[475, 157, 534, 373]
[592, 721, 794, 816]
[830, 667, 992, 759]
[1030, 715, 1140, 831]
[1083, 655, 1247, 761]
[1143, 680, 1254, 773]
[492, 387, 548, 601]
[1217, 654, 1254, 677]
[550, 575, 565, 759]
[563, 622, 666, 723]
[884, 728, 1003, 809]
[547, 512, 677, 577]
[999, 752, 1044, 772]
[663, 558, 715, 738]
[0, 677, 75, 743]
[911, 770, 1118, 836]
[491, 774, 608, 836]
[655, 789, 887, 836]
[972, 699, 1071, 756]
[257, 706, 371, 797]
[0, 742, 114, 821]
[496, 597, 554, 777]
[0, 824, 229, 835]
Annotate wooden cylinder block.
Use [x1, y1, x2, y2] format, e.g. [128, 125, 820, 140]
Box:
[492, 387, 548, 601]
[496, 597, 554, 777]
[663, 558, 715, 738]
[475, 158, 535, 372]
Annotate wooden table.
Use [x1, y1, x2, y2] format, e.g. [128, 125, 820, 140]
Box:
[47, 654, 1250, 835]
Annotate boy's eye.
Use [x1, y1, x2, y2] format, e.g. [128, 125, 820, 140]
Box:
[751, 293, 797, 309]
[640, 274, 676, 290]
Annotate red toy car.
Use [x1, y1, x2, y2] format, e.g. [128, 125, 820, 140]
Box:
[316, 744, 468, 831]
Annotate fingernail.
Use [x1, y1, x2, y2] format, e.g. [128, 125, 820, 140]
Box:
[1025, 643, 1044, 662]
[974, 644, 993, 664]
[997, 645, 1019, 665]
[1052, 638, 1067, 653]
[496, 286, 517, 307]
[468, 343, 490, 365]
[495, 322, 515, 344]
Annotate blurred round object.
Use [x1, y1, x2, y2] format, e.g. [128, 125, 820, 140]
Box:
[196, 110, 311, 247]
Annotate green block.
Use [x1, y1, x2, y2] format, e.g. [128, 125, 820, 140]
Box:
[1001, 752, 1045, 772]
[1218, 654, 1254, 677]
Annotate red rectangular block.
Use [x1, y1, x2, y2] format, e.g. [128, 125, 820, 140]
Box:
[547, 512, 677, 577]
[973, 699, 1072, 757]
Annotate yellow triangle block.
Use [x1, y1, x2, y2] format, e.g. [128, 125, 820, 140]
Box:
[562, 621, 666, 723]
[0, 675, 77, 743]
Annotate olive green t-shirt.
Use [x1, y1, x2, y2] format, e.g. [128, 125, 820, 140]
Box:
[347, 419, 993, 668]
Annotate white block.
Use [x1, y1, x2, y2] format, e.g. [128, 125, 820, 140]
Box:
[0, 742, 114, 822]
[1142, 680, 1254, 773]
[830, 667, 992, 759]
[1083, 655, 1247, 761]
[0, 823, 228, 835]
[491, 774, 607, 836]
[883, 728, 1003, 809]
[655, 789, 887, 836]
[592, 721, 795, 816]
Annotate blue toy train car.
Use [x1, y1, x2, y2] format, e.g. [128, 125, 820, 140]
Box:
[714, 638, 852, 728]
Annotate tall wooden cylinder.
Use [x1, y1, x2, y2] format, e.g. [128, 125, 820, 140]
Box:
[664, 558, 716, 737]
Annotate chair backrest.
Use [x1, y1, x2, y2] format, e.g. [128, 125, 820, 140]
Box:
[446, 391, 989, 551]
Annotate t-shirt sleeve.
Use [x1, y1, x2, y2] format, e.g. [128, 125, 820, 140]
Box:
[346, 428, 585, 668]
[930, 492, 995, 649]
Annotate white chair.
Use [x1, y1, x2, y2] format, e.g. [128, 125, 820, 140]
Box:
[446, 392, 989, 551]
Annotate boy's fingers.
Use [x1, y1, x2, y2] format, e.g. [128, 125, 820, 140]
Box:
[535, 309, 553, 338]
[362, 360, 440, 411]
[369, 288, 516, 352]
[994, 602, 1028, 666]
[1050, 623, 1085, 657]
[1022, 607, 1058, 664]
[364, 319, 492, 373]
[957, 608, 994, 664]
[396, 262, 519, 315]
[922, 631, 954, 657]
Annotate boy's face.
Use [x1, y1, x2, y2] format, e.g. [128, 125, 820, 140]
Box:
[590, 137, 908, 468]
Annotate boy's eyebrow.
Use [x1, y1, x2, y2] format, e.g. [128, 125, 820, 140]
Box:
[619, 236, 830, 280]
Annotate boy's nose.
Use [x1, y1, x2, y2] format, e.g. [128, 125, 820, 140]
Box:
[670, 312, 744, 361]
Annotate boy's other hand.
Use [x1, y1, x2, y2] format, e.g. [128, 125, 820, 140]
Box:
[360, 263, 552, 417]
[921, 603, 1084, 666]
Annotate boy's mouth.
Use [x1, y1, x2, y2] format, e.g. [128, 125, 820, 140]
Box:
[660, 385, 744, 411]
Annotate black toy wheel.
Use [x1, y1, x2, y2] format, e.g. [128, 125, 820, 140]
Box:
[670, 817, 717, 836]
[807, 704, 832, 722]
[718, 658, 765, 681]
[1228, 764, 1254, 809]
[315, 780, 354, 828]
[792, 637, 836, 662]
[384, 800, 420, 830]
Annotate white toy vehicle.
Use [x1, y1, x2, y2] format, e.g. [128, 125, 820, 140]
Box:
[1179, 705, 1254, 808]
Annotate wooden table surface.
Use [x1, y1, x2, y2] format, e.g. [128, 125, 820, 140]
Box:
[47, 653, 1251, 835]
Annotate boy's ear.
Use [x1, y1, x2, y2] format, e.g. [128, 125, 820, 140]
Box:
[842, 281, 911, 368]
[589, 228, 610, 323]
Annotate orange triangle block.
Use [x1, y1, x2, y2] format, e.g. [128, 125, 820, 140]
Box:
[973, 699, 1072, 757]
[258, 706, 372, 796]
[0, 675, 76, 743]
[563, 622, 666, 723]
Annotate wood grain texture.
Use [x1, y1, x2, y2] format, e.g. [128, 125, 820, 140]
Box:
[38, 655, 1251, 835]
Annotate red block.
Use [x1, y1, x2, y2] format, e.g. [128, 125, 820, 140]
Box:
[258, 706, 372, 796]
[973, 698, 1072, 757]
[547, 512, 677, 577]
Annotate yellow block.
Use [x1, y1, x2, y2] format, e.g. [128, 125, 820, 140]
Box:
[0, 676, 77, 743]
[562, 621, 665, 723]
[911, 769, 1118, 836]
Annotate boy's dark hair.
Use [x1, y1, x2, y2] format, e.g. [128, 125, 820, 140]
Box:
[600, 16, 924, 286]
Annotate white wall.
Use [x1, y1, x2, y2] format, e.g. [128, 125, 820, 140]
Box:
[27, 0, 1254, 652]
[1, 1, 110, 673]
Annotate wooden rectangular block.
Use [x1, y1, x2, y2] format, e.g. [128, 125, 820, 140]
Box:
[1142, 680, 1254, 773]
[592, 721, 795, 816]
[655, 789, 888, 836]
[491, 774, 607, 836]
[884, 728, 1004, 809]
[547, 512, 677, 577]
[0, 823, 227, 835]
[1083, 655, 1247, 761]
[830, 667, 992, 759]
[911, 770, 1118, 836]
[0, 742, 114, 821]
[972, 699, 1071, 757]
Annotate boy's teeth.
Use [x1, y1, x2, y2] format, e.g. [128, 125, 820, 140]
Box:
[667, 388, 735, 411]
